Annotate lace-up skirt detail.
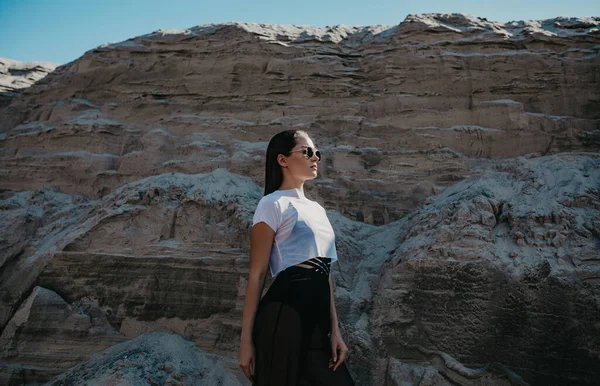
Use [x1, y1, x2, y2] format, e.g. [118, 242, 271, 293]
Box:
[297, 256, 331, 276]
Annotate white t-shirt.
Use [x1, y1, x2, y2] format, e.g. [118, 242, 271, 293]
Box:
[252, 188, 338, 278]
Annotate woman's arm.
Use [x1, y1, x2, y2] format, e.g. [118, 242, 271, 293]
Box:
[238, 222, 274, 382]
[329, 275, 341, 335]
[328, 273, 349, 371]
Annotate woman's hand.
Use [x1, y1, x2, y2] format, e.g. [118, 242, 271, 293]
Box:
[238, 339, 256, 383]
[329, 330, 349, 371]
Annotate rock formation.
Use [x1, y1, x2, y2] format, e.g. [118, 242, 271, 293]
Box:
[0, 13, 599, 385]
[46, 331, 246, 386]
[0, 58, 57, 107]
[0, 286, 125, 384]
[1, 14, 598, 224]
[370, 154, 600, 385]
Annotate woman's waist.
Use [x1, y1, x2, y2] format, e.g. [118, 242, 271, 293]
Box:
[274, 264, 330, 284]
[271, 249, 337, 267]
[277, 256, 331, 276]
[264, 265, 331, 305]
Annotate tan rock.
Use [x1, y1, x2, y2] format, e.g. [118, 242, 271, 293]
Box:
[1, 15, 598, 224]
[0, 286, 125, 384]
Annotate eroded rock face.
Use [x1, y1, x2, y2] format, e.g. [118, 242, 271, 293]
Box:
[384, 354, 527, 386]
[371, 154, 600, 385]
[0, 189, 95, 329]
[1, 14, 598, 224]
[0, 12, 599, 386]
[0, 170, 259, 335]
[0, 58, 57, 107]
[0, 286, 124, 384]
[46, 331, 246, 386]
[0, 156, 598, 385]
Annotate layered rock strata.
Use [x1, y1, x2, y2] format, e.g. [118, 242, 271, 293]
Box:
[0, 286, 125, 384]
[1, 14, 598, 224]
[0, 58, 57, 107]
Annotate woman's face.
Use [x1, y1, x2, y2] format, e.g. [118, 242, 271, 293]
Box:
[280, 133, 320, 181]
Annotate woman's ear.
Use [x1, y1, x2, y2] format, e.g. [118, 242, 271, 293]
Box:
[277, 155, 287, 168]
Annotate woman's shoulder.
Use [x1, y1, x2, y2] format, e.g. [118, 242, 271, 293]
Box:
[258, 191, 282, 203]
[255, 192, 284, 210]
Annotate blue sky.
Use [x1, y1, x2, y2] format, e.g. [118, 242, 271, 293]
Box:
[1, 0, 598, 64]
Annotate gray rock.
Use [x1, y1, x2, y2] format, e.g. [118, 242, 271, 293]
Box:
[46, 331, 246, 386]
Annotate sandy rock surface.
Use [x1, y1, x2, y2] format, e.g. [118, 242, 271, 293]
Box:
[0, 13, 599, 386]
[1, 14, 598, 224]
[0, 286, 125, 384]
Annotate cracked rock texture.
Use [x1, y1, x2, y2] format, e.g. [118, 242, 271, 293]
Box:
[371, 154, 600, 385]
[0, 13, 599, 386]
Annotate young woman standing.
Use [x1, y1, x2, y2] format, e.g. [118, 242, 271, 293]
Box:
[238, 130, 355, 385]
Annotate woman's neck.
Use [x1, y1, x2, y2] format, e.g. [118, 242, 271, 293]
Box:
[278, 179, 304, 191]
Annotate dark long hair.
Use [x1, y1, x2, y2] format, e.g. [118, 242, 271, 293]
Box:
[264, 130, 306, 196]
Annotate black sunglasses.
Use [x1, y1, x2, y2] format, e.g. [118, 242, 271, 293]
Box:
[289, 146, 322, 162]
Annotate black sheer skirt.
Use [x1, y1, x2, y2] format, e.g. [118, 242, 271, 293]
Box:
[252, 258, 354, 386]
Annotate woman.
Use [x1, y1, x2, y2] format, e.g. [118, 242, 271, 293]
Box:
[238, 130, 355, 385]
